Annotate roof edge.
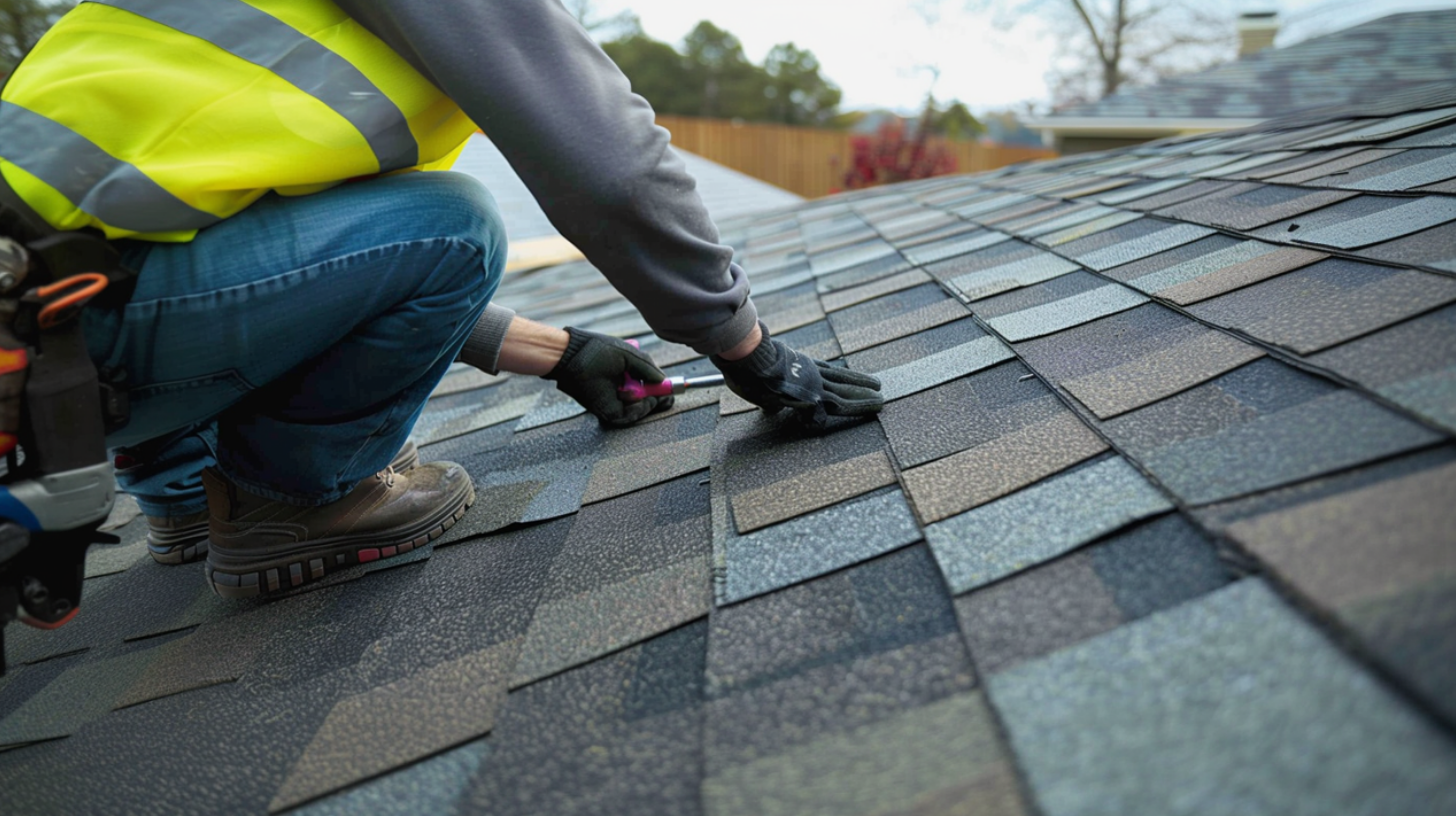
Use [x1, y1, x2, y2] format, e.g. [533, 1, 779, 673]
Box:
[1025, 116, 1267, 135]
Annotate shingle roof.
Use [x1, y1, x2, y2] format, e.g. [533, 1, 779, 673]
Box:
[1050, 10, 1456, 122]
[4, 85, 1456, 815]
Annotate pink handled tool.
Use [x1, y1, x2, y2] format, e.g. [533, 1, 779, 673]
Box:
[619, 339, 725, 401]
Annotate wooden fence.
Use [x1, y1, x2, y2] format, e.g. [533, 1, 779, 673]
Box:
[656, 115, 1057, 199]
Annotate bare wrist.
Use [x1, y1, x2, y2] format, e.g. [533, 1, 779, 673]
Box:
[718, 322, 763, 362]
[497, 317, 570, 376]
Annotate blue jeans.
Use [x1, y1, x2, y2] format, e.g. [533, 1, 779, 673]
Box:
[83, 172, 505, 518]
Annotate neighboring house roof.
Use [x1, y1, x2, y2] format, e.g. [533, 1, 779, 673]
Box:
[4, 86, 1456, 815]
[1033, 10, 1456, 136]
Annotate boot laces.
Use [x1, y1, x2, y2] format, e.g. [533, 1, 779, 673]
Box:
[376, 466, 397, 489]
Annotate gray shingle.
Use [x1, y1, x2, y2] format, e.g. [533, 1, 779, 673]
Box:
[718, 488, 923, 605]
[512, 474, 711, 686]
[1036, 211, 1144, 246]
[989, 579, 1456, 816]
[1106, 367, 1442, 505]
[949, 252, 1081, 301]
[1096, 179, 1191, 206]
[1187, 258, 1456, 354]
[295, 741, 488, 816]
[1161, 183, 1357, 231]
[1308, 304, 1456, 431]
[1343, 150, 1456, 191]
[1075, 223, 1216, 271]
[1157, 246, 1330, 305]
[878, 360, 1061, 468]
[844, 317, 985, 373]
[1298, 106, 1456, 147]
[731, 450, 897, 533]
[466, 623, 709, 816]
[925, 456, 1172, 595]
[1226, 459, 1456, 721]
[874, 335, 1015, 401]
[957, 514, 1231, 675]
[1263, 148, 1403, 185]
[821, 268, 931, 312]
[833, 298, 970, 354]
[904, 230, 1012, 266]
[985, 285, 1149, 342]
[1293, 196, 1456, 249]
[1063, 330, 1265, 419]
[904, 410, 1108, 523]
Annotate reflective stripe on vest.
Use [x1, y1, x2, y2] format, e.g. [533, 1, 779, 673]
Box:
[0, 101, 219, 233]
[92, 0, 419, 173]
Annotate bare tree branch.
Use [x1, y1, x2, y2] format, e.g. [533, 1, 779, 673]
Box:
[1005, 0, 1236, 106]
[1067, 0, 1108, 62]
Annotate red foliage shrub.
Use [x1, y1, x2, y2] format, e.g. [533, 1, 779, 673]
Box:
[841, 117, 957, 191]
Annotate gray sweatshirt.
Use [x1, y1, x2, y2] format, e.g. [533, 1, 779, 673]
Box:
[333, 0, 759, 364]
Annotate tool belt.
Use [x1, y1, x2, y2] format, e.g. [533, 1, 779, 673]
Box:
[0, 173, 134, 453]
[0, 172, 136, 662]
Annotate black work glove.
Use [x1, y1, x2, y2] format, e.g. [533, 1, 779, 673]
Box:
[711, 322, 883, 430]
[545, 327, 674, 427]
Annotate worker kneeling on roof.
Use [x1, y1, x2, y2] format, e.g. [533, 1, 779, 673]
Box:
[0, 0, 883, 597]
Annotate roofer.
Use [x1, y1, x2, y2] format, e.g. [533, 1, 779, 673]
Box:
[0, 0, 883, 596]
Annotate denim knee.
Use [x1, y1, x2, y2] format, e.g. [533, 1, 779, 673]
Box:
[412, 172, 506, 303]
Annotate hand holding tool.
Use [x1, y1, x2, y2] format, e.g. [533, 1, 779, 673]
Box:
[618, 340, 723, 401]
[545, 328, 672, 426]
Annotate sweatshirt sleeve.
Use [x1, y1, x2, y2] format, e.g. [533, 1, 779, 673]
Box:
[334, 0, 759, 356]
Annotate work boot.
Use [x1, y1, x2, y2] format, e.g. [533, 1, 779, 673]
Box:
[146, 441, 422, 566]
[203, 457, 473, 599]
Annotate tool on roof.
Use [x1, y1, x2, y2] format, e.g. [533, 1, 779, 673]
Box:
[618, 339, 724, 401]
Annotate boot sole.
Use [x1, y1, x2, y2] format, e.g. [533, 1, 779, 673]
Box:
[152, 444, 420, 570]
[147, 521, 211, 565]
[204, 480, 474, 599]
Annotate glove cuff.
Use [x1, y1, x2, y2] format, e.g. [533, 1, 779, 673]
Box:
[544, 327, 593, 381]
[711, 321, 780, 377]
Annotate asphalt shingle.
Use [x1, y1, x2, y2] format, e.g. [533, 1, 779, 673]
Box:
[926, 456, 1173, 595]
[1102, 360, 1443, 504]
[956, 514, 1232, 675]
[1308, 304, 1456, 431]
[1187, 258, 1456, 354]
[703, 547, 1028, 816]
[1293, 196, 1456, 249]
[511, 474, 711, 686]
[990, 579, 1456, 816]
[465, 622, 710, 816]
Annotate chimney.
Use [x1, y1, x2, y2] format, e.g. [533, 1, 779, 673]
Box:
[1238, 12, 1279, 57]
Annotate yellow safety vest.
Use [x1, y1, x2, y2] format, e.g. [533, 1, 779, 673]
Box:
[0, 0, 478, 242]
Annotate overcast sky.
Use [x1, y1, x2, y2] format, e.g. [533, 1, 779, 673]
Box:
[588, 0, 1456, 113]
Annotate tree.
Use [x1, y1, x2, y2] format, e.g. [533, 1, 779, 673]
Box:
[680, 21, 769, 120]
[932, 99, 984, 141]
[762, 43, 842, 127]
[603, 21, 843, 126]
[560, 0, 640, 41]
[0, 0, 72, 73]
[602, 33, 700, 115]
[963, 0, 1237, 107]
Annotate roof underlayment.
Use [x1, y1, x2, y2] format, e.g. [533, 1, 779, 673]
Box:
[3, 82, 1456, 815]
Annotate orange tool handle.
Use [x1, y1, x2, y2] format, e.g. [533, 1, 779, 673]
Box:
[36, 273, 109, 329]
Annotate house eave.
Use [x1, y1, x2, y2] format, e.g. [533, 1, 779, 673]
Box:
[1024, 116, 1268, 136]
